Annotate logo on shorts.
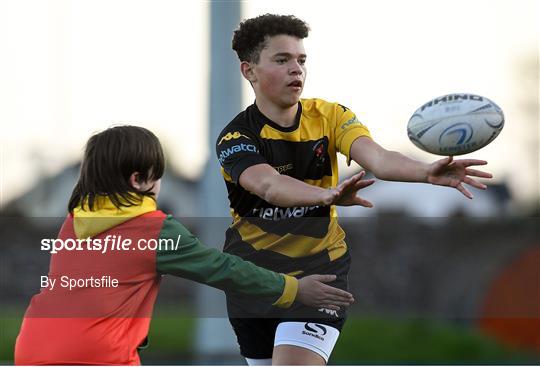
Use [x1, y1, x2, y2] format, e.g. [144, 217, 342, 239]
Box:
[318, 307, 339, 317]
[302, 323, 327, 341]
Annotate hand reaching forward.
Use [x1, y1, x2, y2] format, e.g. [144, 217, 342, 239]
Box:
[321, 171, 375, 207]
[427, 156, 493, 199]
[296, 274, 354, 311]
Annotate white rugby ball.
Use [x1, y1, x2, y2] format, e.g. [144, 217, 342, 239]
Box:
[407, 93, 504, 155]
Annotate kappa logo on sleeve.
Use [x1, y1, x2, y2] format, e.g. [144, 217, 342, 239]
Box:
[218, 131, 251, 145]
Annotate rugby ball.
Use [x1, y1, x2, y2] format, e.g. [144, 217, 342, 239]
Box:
[407, 93, 504, 155]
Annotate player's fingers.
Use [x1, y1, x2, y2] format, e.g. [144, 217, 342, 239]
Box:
[353, 197, 373, 208]
[322, 298, 352, 307]
[340, 172, 366, 189]
[321, 304, 340, 311]
[465, 168, 493, 178]
[352, 171, 366, 181]
[321, 299, 351, 307]
[456, 184, 473, 199]
[312, 274, 337, 283]
[354, 179, 375, 189]
[336, 179, 352, 191]
[341, 173, 364, 189]
[319, 294, 353, 308]
[463, 177, 487, 190]
[345, 171, 365, 181]
[321, 284, 354, 300]
[439, 156, 453, 166]
[459, 159, 488, 167]
[433, 156, 452, 172]
[320, 292, 352, 304]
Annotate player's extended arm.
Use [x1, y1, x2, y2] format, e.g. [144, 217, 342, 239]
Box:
[239, 163, 374, 207]
[156, 216, 354, 310]
[350, 136, 492, 199]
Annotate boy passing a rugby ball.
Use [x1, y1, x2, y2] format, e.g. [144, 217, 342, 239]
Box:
[216, 13, 492, 365]
[14, 126, 354, 365]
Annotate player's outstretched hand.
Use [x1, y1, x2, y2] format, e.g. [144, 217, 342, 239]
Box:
[427, 156, 493, 199]
[296, 274, 355, 310]
[322, 171, 374, 207]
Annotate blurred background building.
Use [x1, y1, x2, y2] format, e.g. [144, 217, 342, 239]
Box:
[1, 0, 538, 364]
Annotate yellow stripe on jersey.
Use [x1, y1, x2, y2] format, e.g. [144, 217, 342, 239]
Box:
[234, 218, 346, 258]
[328, 241, 347, 261]
[325, 222, 347, 261]
[221, 167, 233, 183]
[259, 117, 325, 142]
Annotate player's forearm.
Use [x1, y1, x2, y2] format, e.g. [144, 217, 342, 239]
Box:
[263, 174, 328, 207]
[373, 150, 429, 183]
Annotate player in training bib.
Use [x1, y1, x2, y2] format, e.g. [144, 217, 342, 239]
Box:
[216, 14, 492, 365]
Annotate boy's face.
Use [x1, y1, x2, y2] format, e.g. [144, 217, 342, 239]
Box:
[246, 35, 307, 109]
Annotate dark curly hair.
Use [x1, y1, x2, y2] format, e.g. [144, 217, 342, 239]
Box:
[232, 14, 309, 63]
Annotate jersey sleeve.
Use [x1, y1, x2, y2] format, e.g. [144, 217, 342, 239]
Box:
[155, 215, 298, 308]
[215, 128, 267, 183]
[333, 104, 372, 165]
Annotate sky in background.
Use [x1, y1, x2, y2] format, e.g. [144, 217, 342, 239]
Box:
[1, 0, 538, 207]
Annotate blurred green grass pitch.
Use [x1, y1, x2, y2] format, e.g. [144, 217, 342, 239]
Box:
[331, 316, 535, 364]
[1, 306, 536, 364]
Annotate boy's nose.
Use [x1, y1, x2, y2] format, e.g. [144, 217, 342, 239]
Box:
[289, 65, 303, 75]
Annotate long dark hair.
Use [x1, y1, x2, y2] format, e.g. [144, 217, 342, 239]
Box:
[68, 125, 165, 212]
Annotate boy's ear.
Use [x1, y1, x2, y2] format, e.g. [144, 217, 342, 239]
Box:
[240, 61, 256, 82]
[129, 172, 142, 190]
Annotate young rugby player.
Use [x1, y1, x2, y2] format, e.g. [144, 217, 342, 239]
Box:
[216, 14, 492, 365]
[14, 126, 354, 365]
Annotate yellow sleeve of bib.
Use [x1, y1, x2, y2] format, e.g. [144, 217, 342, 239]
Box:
[272, 274, 299, 308]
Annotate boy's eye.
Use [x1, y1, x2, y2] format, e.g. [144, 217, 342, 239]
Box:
[298, 59, 306, 65]
[276, 58, 287, 64]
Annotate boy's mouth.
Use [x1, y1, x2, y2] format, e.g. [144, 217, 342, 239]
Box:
[287, 80, 303, 89]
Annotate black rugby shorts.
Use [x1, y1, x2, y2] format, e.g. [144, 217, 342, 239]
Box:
[226, 252, 351, 359]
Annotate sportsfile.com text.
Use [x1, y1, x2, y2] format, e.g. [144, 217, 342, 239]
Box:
[40, 235, 182, 254]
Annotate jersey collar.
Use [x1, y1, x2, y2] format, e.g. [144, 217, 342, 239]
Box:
[252, 101, 302, 133]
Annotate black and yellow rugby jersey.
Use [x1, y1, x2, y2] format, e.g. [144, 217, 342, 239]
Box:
[216, 98, 371, 275]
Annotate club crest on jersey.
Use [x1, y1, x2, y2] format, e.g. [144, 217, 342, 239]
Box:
[218, 131, 251, 145]
[312, 139, 327, 167]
